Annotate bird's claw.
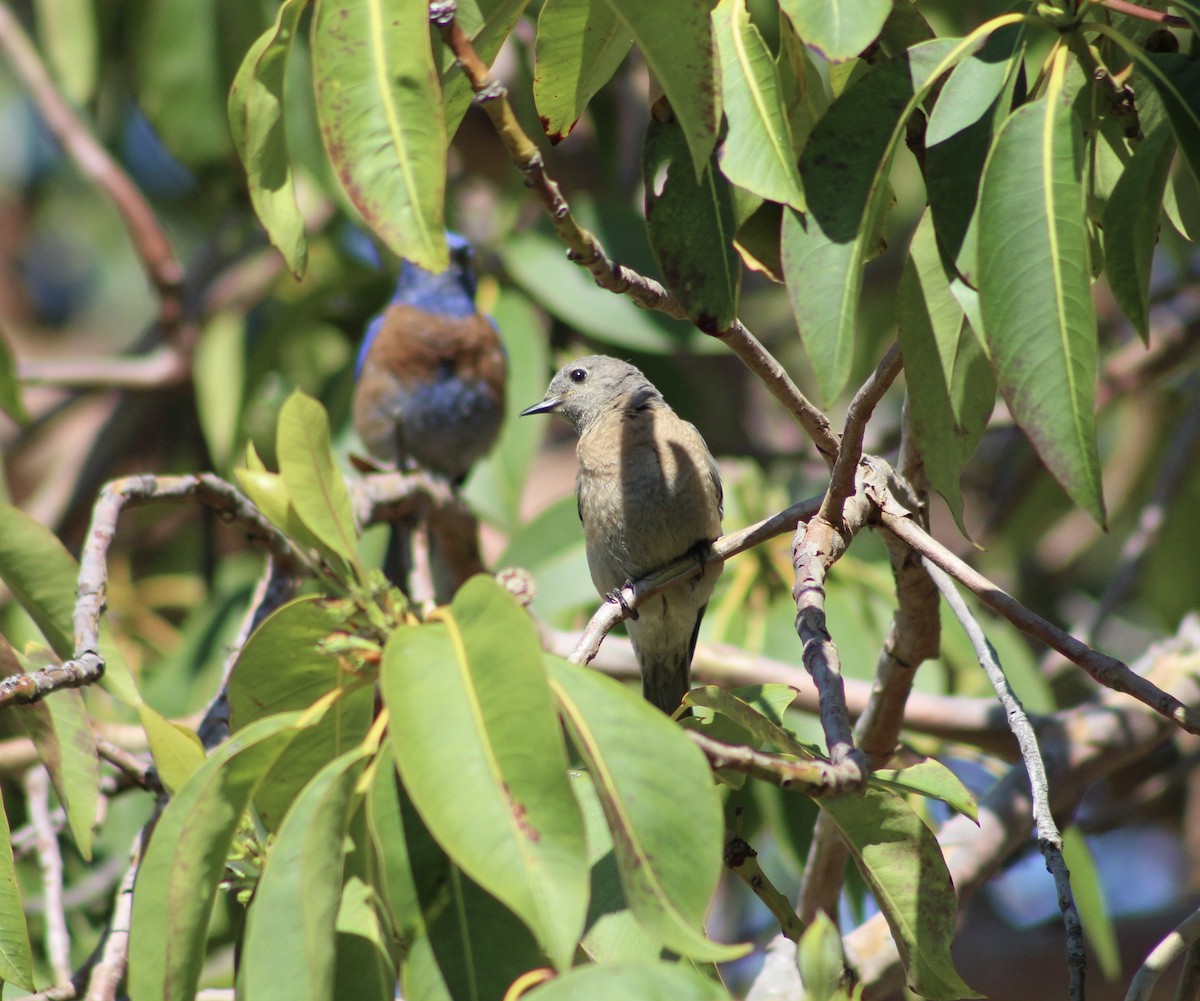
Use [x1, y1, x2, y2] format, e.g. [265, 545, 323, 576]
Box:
[607, 583, 639, 620]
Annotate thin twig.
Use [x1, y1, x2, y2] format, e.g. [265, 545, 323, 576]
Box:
[85, 813, 155, 1001]
[1125, 906, 1200, 1001]
[880, 510, 1200, 734]
[94, 737, 159, 792]
[725, 835, 808, 943]
[818, 342, 903, 527]
[1097, 0, 1188, 26]
[27, 765, 73, 986]
[0, 1, 185, 334]
[18, 349, 191, 391]
[432, 0, 839, 460]
[925, 558, 1086, 1001]
[690, 730, 862, 795]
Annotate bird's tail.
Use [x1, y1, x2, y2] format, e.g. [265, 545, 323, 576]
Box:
[639, 603, 707, 715]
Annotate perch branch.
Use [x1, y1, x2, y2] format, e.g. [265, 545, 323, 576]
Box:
[880, 510, 1200, 734]
[1124, 905, 1200, 1001]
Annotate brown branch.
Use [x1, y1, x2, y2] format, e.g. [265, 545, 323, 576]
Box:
[0, 2, 185, 336]
[0, 474, 308, 708]
[818, 342, 903, 527]
[1098, 0, 1189, 26]
[690, 730, 862, 795]
[431, 0, 839, 461]
[880, 510, 1200, 734]
[568, 495, 823, 666]
[94, 737, 159, 792]
[17, 348, 191, 391]
[725, 834, 808, 943]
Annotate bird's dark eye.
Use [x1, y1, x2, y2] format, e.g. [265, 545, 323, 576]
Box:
[569, 368, 587, 383]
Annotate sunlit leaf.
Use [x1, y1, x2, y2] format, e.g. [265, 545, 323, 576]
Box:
[312, 0, 447, 269]
[228, 0, 309, 278]
[779, 0, 892, 63]
[534, 0, 632, 142]
[978, 50, 1104, 525]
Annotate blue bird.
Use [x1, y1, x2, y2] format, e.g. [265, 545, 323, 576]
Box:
[352, 233, 506, 597]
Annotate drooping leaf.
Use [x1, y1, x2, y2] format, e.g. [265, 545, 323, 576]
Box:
[381, 577, 588, 970]
[820, 787, 981, 999]
[228, 0, 309, 278]
[1103, 124, 1175, 341]
[276, 390, 360, 565]
[228, 596, 375, 831]
[128, 713, 303, 1001]
[896, 208, 994, 534]
[797, 910, 848, 1001]
[1129, 48, 1200, 187]
[871, 757, 979, 823]
[5, 641, 100, 860]
[529, 960, 733, 1000]
[547, 656, 747, 963]
[534, 0, 632, 142]
[0, 325, 28, 425]
[138, 702, 206, 795]
[34, 0, 97, 104]
[712, 0, 805, 210]
[311, 0, 447, 270]
[463, 288, 550, 534]
[604, 0, 720, 174]
[977, 50, 1104, 525]
[643, 112, 740, 333]
[242, 748, 368, 1001]
[779, 0, 892, 64]
[1062, 825, 1120, 982]
[0, 786, 34, 990]
[789, 34, 991, 402]
[0, 504, 139, 704]
[135, 0, 232, 164]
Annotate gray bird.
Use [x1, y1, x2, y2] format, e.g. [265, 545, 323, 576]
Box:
[522, 355, 723, 713]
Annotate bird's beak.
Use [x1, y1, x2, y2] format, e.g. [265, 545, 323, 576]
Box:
[520, 396, 562, 417]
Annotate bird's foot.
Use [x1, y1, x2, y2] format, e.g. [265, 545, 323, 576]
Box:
[606, 581, 639, 620]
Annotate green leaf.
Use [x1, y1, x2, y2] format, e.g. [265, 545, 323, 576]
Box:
[128, 713, 303, 1001]
[228, 596, 375, 831]
[242, 748, 368, 1001]
[1102, 124, 1175, 341]
[712, 0, 805, 210]
[779, 0, 892, 64]
[135, 0, 232, 164]
[193, 311, 247, 472]
[463, 288, 550, 534]
[871, 758, 979, 823]
[534, 0, 632, 142]
[788, 39, 949, 403]
[34, 0, 97, 104]
[0, 325, 28, 427]
[7, 642, 100, 860]
[499, 230, 707, 354]
[684, 684, 819, 757]
[530, 961, 732, 1000]
[0, 504, 139, 704]
[547, 656, 747, 963]
[797, 910, 847, 1001]
[0, 786, 35, 990]
[228, 0, 309, 278]
[311, 0, 447, 270]
[1132, 50, 1200, 187]
[571, 770, 663, 963]
[820, 787, 981, 1000]
[378, 761, 548, 999]
[896, 208, 994, 535]
[1062, 826, 1120, 982]
[277, 390, 360, 565]
[978, 54, 1105, 525]
[604, 0, 720, 174]
[381, 577, 588, 970]
[138, 702, 205, 796]
[643, 113, 740, 333]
